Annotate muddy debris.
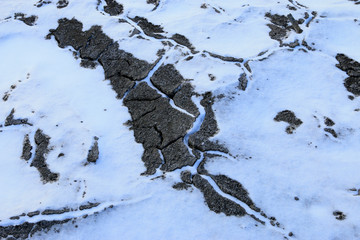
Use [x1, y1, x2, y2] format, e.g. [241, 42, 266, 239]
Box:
[171, 33, 196, 53]
[336, 54, 360, 96]
[324, 117, 335, 127]
[173, 83, 200, 117]
[21, 134, 33, 161]
[173, 182, 192, 190]
[238, 73, 248, 91]
[31, 129, 59, 183]
[103, 0, 123, 16]
[5, 108, 32, 127]
[181, 170, 192, 184]
[161, 138, 197, 171]
[56, 0, 69, 8]
[287, 13, 303, 33]
[140, 148, 162, 175]
[80, 59, 97, 69]
[324, 128, 338, 138]
[265, 12, 295, 42]
[205, 51, 243, 63]
[188, 92, 228, 153]
[14, 13, 38, 26]
[192, 174, 246, 217]
[210, 174, 260, 212]
[150, 64, 184, 97]
[79, 202, 100, 210]
[42, 208, 70, 215]
[131, 16, 165, 39]
[35, 0, 52, 8]
[0, 219, 70, 239]
[87, 137, 99, 163]
[27, 211, 40, 218]
[333, 211, 346, 220]
[274, 110, 303, 134]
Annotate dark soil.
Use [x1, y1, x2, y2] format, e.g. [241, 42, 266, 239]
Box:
[336, 54, 360, 96]
[21, 134, 33, 161]
[131, 16, 165, 39]
[56, 0, 69, 8]
[274, 110, 303, 134]
[5, 108, 32, 127]
[31, 129, 59, 183]
[14, 13, 38, 26]
[150, 64, 184, 97]
[87, 137, 99, 163]
[192, 174, 246, 217]
[103, 0, 123, 16]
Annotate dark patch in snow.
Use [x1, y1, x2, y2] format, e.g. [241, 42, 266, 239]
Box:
[189, 92, 228, 153]
[5, 108, 32, 127]
[31, 129, 59, 183]
[170, 33, 197, 53]
[180, 170, 192, 184]
[14, 13, 38, 26]
[238, 73, 248, 91]
[150, 64, 184, 97]
[173, 182, 192, 190]
[103, 0, 123, 16]
[131, 16, 165, 39]
[0, 219, 71, 239]
[210, 174, 260, 212]
[324, 128, 338, 138]
[56, 0, 69, 8]
[192, 174, 246, 217]
[274, 110, 303, 134]
[87, 137, 99, 163]
[333, 211, 346, 220]
[21, 134, 33, 161]
[336, 54, 360, 96]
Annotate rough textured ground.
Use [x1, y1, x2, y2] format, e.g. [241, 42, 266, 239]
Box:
[0, 0, 360, 239]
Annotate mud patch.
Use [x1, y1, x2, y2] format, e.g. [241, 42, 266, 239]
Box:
[131, 16, 165, 39]
[31, 129, 59, 183]
[56, 0, 69, 8]
[192, 174, 246, 217]
[21, 134, 33, 161]
[274, 110, 303, 134]
[4, 108, 32, 127]
[103, 0, 123, 16]
[87, 137, 99, 164]
[336, 54, 360, 96]
[14, 13, 38, 26]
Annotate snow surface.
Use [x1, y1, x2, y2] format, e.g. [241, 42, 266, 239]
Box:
[0, 0, 360, 239]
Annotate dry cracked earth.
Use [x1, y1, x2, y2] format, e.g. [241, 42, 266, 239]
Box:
[0, 0, 360, 239]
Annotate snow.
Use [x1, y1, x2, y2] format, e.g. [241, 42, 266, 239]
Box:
[0, 0, 360, 239]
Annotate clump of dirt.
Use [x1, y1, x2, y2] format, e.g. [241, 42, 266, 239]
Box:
[35, 0, 52, 8]
[238, 73, 248, 91]
[181, 170, 192, 184]
[170, 33, 196, 53]
[31, 129, 59, 183]
[274, 110, 303, 134]
[104, 0, 123, 16]
[56, 0, 69, 8]
[192, 174, 246, 217]
[333, 211, 346, 220]
[87, 137, 99, 163]
[210, 174, 260, 212]
[324, 117, 335, 127]
[336, 54, 360, 96]
[324, 128, 338, 138]
[0, 219, 70, 239]
[14, 13, 38, 26]
[21, 134, 33, 161]
[5, 108, 32, 127]
[172, 182, 192, 190]
[131, 16, 165, 39]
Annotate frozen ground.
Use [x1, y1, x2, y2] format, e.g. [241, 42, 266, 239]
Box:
[0, 0, 359, 239]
